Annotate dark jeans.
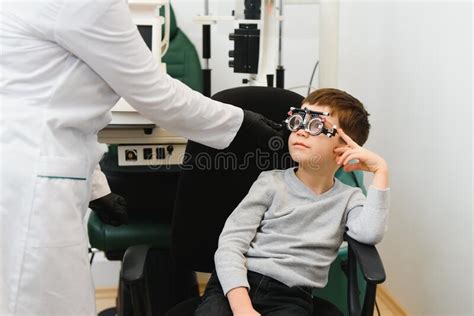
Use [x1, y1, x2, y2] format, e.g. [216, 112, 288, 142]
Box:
[194, 270, 314, 316]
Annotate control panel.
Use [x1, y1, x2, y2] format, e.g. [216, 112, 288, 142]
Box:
[118, 144, 186, 166]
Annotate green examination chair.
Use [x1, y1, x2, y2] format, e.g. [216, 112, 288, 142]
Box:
[160, 5, 203, 93]
[87, 4, 202, 316]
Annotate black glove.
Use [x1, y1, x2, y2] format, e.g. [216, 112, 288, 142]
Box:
[233, 110, 288, 150]
[89, 192, 128, 227]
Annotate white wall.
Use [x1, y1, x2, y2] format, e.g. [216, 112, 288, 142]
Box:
[335, 2, 472, 315]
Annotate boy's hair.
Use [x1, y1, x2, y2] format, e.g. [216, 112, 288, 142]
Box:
[303, 88, 370, 146]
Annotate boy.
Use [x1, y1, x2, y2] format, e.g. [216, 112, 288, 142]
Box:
[195, 88, 390, 316]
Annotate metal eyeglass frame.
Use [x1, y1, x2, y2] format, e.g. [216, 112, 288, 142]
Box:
[284, 107, 337, 137]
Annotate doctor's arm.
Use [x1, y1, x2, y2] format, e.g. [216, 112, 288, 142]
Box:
[214, 172, 273, 315]
[54, 0, 241, 150]
[54, 1, 252, 151]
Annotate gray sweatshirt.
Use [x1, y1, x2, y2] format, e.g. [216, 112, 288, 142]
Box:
[215, 168, 390, 295]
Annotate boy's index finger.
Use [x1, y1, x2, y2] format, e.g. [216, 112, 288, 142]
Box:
[338, 129, 358, 147]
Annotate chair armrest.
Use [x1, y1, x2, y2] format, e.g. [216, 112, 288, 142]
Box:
[121, 244, 152, 283]
[344, 234, 386, 284]
[121, 244, 153, 316]
[344, 234, 386, 316]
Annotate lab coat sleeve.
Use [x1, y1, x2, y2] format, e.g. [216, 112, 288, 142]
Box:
[54, 0, 243, 150]
[90, 165, 111, 201]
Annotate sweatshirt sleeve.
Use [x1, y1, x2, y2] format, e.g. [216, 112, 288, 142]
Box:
[214, 171, 274, 295]
[345, 186, 390, 245]
[54, 0, 243, 150]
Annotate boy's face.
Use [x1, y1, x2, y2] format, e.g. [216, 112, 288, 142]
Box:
[288, 103, 343, 171]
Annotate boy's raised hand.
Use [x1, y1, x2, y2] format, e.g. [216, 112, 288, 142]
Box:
[333, 129, 389, 186]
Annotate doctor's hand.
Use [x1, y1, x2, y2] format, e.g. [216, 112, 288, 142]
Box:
[235, 110, 287, 150]
[89, 192, 128, 226]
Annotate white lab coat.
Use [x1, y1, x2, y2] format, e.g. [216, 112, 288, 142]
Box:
[90, 166, 111, 201]
[0, 1, 243, 315]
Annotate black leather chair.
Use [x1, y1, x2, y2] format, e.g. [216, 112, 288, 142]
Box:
[121, 87, 386, 316]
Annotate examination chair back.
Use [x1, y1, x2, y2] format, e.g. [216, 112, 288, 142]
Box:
[172, 86, 299, 271]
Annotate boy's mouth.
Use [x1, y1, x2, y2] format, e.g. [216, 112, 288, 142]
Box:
[293, 142, 310, 149]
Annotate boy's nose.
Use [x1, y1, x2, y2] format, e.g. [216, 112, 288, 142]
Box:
[296, 128, 309, 137]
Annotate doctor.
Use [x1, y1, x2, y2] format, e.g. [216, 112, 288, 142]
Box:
[0, 1, 284, 315]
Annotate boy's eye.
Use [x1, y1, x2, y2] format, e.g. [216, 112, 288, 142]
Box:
[287, 114, 303, 130]
[308, 118, 324, 135]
